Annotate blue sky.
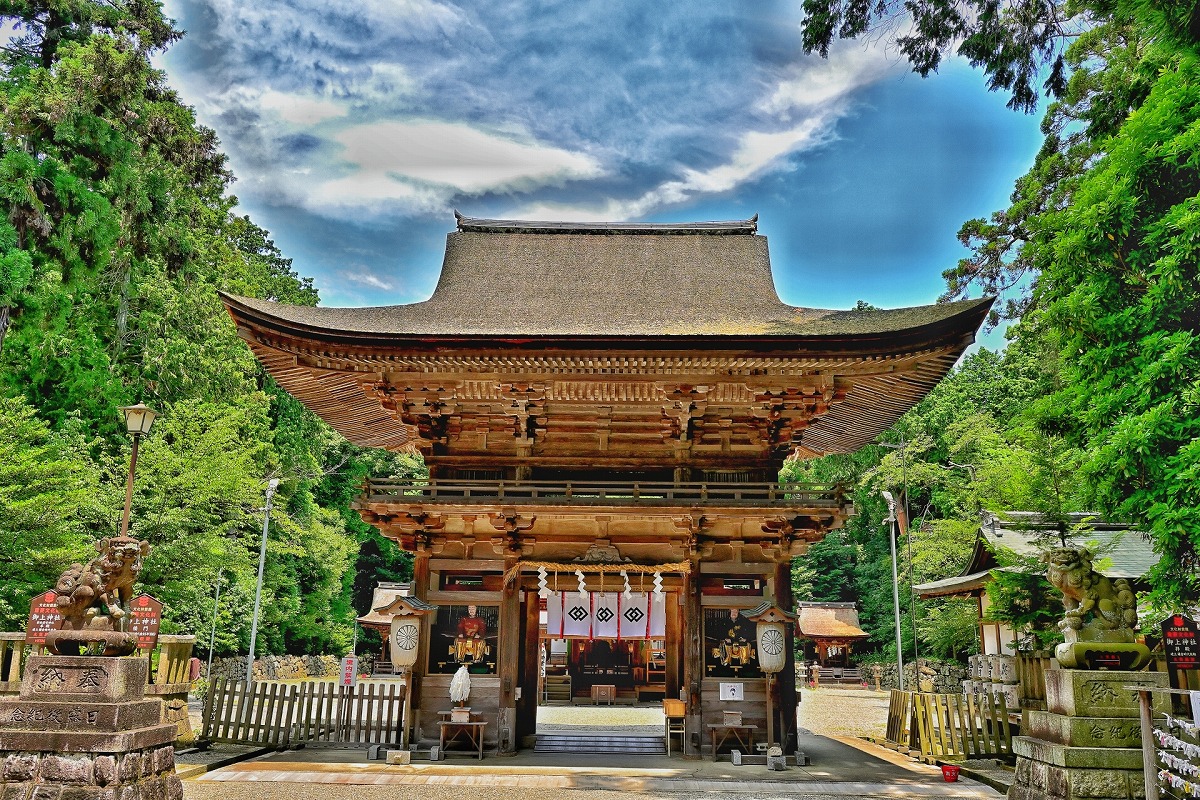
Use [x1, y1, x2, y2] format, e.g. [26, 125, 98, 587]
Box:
[158, 0, 1042, 336]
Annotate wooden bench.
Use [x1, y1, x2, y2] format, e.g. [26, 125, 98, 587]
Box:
[816, 667, 863, 685]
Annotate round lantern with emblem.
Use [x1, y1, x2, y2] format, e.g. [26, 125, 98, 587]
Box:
[390, 617, 421, 669]
[744, 601, 797, 747]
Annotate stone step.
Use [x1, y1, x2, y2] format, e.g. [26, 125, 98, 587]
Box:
[534, 734, 666, 754]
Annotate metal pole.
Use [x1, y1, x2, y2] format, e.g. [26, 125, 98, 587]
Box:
[882, 491, 905, 691]
[900, 449, 918, 670]
[118, 435, 141, 538]
[246, 479, 279, 686]
[890, 517, 905, 691]
[207, 574, 221, 680]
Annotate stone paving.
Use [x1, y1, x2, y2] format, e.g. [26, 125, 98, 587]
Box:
[180, 686, 1001, 800]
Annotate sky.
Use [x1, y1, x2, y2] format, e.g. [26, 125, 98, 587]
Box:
[157, 0, 1043, 340]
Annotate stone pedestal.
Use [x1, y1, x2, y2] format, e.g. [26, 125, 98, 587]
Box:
[0, 655, 181, 800]
[1009, 668, 1167, 800]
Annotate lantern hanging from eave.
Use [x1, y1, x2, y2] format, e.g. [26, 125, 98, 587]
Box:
[744, 601, 796, 675]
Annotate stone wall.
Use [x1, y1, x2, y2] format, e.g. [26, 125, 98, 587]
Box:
[1, 747, 182, 800]
[205, 654, 342, 682]
[856, 658, 970, 693]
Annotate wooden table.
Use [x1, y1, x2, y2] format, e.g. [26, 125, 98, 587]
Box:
[707, 723, 757, 759]
[438, 720, 487, 759]
[590, 684, 617, 705]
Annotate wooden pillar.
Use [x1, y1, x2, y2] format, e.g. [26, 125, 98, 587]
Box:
[497, 554, 521, 754]
[410, 552, 431, 742]
[682, 566, 703, 758]
[665, 592, 680, 699]
[774, 559, 797, 753]
[518, 587, 541, 744]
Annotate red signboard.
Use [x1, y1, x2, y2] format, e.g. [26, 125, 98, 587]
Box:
[127, 593, 163, 650]
[1161, 614, 1200, 671]
[25, 590, 61, 645]
[340, 655, 358, 687]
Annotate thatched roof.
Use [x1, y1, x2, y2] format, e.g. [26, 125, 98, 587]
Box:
[794, 602, 868, 640]
[222, 216, 991, 338]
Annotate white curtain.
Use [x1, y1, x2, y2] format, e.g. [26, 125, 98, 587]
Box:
[544, 591, 665, 639]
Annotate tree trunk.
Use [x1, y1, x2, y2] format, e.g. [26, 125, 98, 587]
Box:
[0, 305, 9, 356]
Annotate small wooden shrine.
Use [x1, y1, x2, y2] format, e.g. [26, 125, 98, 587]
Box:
[221, 213, 990, 756]
[794, 601, 869, 667]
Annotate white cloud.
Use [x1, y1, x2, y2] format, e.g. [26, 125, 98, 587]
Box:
[309, 120, 604, 212]
[197, 0, 470, 54]
[761, 45, 901, 119]
[259, 90, 346, 125]
[339, 269, 395, 291]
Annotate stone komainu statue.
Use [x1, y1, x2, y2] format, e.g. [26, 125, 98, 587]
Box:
[47, 536, 150, 656]
[1042, 546, 1137, 633]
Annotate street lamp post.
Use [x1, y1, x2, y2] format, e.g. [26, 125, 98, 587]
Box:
[882, 491, 905, 691]
[207, 573, 222, 682]
[117, 403, 157, 538]
[246, 478, 280, 685]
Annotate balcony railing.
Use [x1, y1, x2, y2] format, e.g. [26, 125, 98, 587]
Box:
[364, 479, 848, 507]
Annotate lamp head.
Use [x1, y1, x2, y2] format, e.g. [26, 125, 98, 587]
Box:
[119, 403, 158, 437]
[881, 490, 897, 522]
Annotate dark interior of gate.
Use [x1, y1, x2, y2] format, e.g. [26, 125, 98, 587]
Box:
[220, 214, 990, 758]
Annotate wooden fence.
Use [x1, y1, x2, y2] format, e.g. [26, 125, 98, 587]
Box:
[884, 689, 1011, 763]
[884, 689, 916, 752]
[200, 678, 406, 748]
[1014, 651, 1053, 711]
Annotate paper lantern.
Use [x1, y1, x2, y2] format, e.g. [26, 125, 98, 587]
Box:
[756, 620, 788, 673]
[390, 616, 421, 669]
[744, 602, 795, 675]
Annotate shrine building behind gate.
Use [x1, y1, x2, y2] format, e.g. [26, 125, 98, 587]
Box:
[221, 214, 990, 757]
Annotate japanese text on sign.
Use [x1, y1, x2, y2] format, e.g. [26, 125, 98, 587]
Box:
[25, 591, 61, 645]
[127, 594, 162, 650]
[1161, 614, 1199, 671]
[340, 656, 358, 687]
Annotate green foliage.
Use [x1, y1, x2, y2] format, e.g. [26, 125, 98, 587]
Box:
[800, 0, 1073, 111]
[0, 0, 416, 657]
[917, 599, 981, 660]
[936, 1, 1200, 609]
[792, 531, 858, 603]
[0, 392, 114, 626]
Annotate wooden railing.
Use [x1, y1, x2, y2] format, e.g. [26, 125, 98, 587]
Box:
[883, 689, 1012, 762]
[200, 678, 407, 747]
[366, 479, 848, 507]
[0, 633, 193, 695]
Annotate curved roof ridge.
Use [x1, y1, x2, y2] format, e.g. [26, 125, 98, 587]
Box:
[453, 210, 758, 235]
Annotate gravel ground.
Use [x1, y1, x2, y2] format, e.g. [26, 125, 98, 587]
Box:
[797, 687, 890, 739]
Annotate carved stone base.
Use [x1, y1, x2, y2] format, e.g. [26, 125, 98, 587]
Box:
[0, 656, 180, 800]
[1007, 669, 1166, 800]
